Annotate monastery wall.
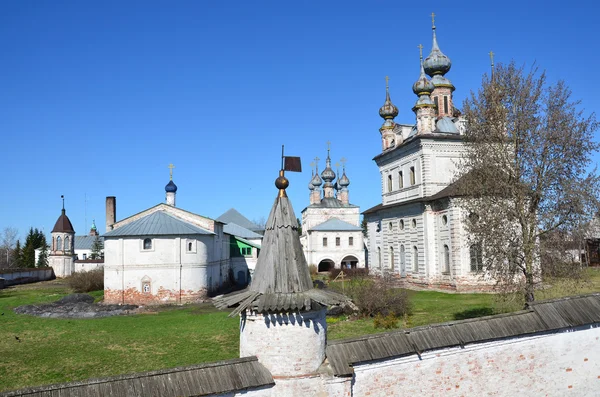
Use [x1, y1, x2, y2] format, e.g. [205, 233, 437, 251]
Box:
[352, 326, 600, 397]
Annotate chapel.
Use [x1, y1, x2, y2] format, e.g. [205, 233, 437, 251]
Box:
[300, 145, 365, 272]
[362, 16, 491, 291]
[102, 167, 232, 305]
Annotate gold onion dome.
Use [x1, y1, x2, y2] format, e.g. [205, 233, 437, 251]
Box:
[379, 84, 399, 120]
[423, 25, 451, 77]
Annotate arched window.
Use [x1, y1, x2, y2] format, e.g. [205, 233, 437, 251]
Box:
[56, 236, 62, 251]
[444, 96, 449, 114]
[413, 246, 418, 272]
[470, 243, 483, 272]
[443, 244, 450, 274]
[64, 237, 70, 251]
[389, 247, 394, 271]
[52, 237, 55, 251]
[434, 96, 439, 115]
[377, 247, 382, 270]
[143, 238, 152, 250]
[400, 220, 404, 230]
[410, 166, 416, 185]
[398, 171, 403, 188]
[400, 245, 405, 268]
[387, 175, 392, 192]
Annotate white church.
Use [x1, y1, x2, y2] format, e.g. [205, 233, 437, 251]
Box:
[299, 147, 365, 271]
[363, 20, 491, 291]
[102, 169, 232, 305]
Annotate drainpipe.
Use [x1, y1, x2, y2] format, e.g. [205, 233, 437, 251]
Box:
[121, 238, 125, 305]
[179, 238, 182, 304]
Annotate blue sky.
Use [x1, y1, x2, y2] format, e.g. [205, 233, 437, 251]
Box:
[1, 1, 598, 241]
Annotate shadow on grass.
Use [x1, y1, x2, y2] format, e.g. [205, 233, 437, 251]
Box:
[453, 307, 494, 321]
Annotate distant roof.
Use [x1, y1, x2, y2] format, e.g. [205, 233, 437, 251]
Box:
[305, 197, 359, 210]
[104, 211, 214, 238]
[217, 208, 261, 231]
[234, 236, 262, 249]
[223, 223, 263, 240]
[0, 356, 274, 397]
[309, 218, 362, 232]
[327, 293, 600, 376]
[74, 236, 104, 250]
[51, 209, 75, 233]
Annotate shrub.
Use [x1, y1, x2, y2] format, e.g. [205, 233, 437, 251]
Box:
[330, 277, 411, 318]
[373, 313, 399, 329]
[66, 268, 104, 293]
[309, 264, 318, 276]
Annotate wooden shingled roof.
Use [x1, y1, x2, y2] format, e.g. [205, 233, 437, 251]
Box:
[0, 357, 274, 397]
[326, 293, 600, 376]
[214, 181, 350, 316]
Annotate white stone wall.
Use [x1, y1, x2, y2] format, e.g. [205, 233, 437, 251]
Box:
[103, 234, 227, 304]
[49, 255, 75, 278]
[240, 309, 327, 377]
[351, 326, 600, 397]
[302, 230, 365, 268]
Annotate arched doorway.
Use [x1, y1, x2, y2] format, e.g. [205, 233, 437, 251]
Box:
[318, 259, 335, 272]
[341, 255, 359, 269]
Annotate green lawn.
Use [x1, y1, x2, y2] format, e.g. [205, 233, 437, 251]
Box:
[1, 269, 598, 392]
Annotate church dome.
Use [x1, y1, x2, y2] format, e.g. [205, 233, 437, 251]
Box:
[431, 74, 455, 90]
[413, 58, 435, 95]
[52, 209, 75, 233]
[311, 173, 322, 187]
[165, 180, 178, 193]
[321, 165, 336, 183]
[379, 88, 399, 120]
[338, 171, 350, 188]
[436, 116, 459, 134]
[423, 27, 451, 77]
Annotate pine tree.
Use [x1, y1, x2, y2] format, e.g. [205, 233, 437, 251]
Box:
[36, 234, 49, 268]
[90, 236, 104, 259]
[11, 240, 22, 268]
[22, 228, 48, 268]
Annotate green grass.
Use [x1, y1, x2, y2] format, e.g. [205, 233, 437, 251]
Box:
[1, 269, 598, 392]
[0, 280, 239, 392]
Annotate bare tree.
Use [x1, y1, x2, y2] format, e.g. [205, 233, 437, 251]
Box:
[0, 227, 19, 268]
[458, 62, 599, 303]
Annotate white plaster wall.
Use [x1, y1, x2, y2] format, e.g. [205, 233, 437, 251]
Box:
[303, 230, 365, 268]
[49, 255, 75, 278]
[352, 326, 600, 397]
[240, 309, 327, 377]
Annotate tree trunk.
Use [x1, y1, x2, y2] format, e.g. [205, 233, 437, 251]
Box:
[525, 272, 535, 303]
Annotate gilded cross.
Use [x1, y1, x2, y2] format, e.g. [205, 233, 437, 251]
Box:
[431, 12, 436, 27]
[168, 163, 175, 180]
[326, 141, 331, 151]
[418, 44, 423, 60]
[335, 162, 341, 174]
[310, 161, 315, 175]
[385, 75, 389, 90]
[340, 157, 347, 167]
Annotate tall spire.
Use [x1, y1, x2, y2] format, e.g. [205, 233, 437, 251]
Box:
[424, 13, 452, 77]
[321, 142, 336, 198]
[413, 44, 436, 134]
[379, 76, 399, 121]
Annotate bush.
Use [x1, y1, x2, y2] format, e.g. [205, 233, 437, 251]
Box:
[309, 264, 318, 276]
[330, 276, 411, 318]
[373, 313, 399, 329]
[66, 268, 104, 293]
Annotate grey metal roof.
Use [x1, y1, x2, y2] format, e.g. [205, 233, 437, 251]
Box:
[309, 218, 362, 232]
[216, 208, 261, 231]
[74, 236, 104, 250]
[0, 356, 273, 397]
[214, 188, 350, 315]
[327, 293, 600, 377]
[103, 211, 214, 238]
[305, 197, 359, 209]
[223, 223, 263, 239]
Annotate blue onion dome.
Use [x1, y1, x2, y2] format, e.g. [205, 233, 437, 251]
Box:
[165, 180, 178, 193]
[379, 85, 399, 120]
[413, 58, 435, 96]
[310, 172, 322, 187]
[424, 26, 451, 77]
[321, 156, 336, 183]
[431, 74, 455, 91]
[338, 170, 350, 187]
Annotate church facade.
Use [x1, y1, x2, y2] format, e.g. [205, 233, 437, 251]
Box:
[103, 171, 231, 305]
[300, 147, 365, 271]
[363, 22, 492, 291]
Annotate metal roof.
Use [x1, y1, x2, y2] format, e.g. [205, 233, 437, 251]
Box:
[309, 218, 362, 232]
[305, 197, 358, 209]
[0, 356, 273, 397]
[327, 293, 600, 377]
[103, 211, 214, 238]
[74, 236, 104, 250]
[234, 236, 262, 249]
[216, 208, 261, 231]
[51, 209, 75, 233]
[223, 223, 263, 239]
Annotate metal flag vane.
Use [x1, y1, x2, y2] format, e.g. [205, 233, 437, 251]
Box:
[168, 163, 175, 181]
[278, 145, 302, 197]
[61, 195, 65, 210]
